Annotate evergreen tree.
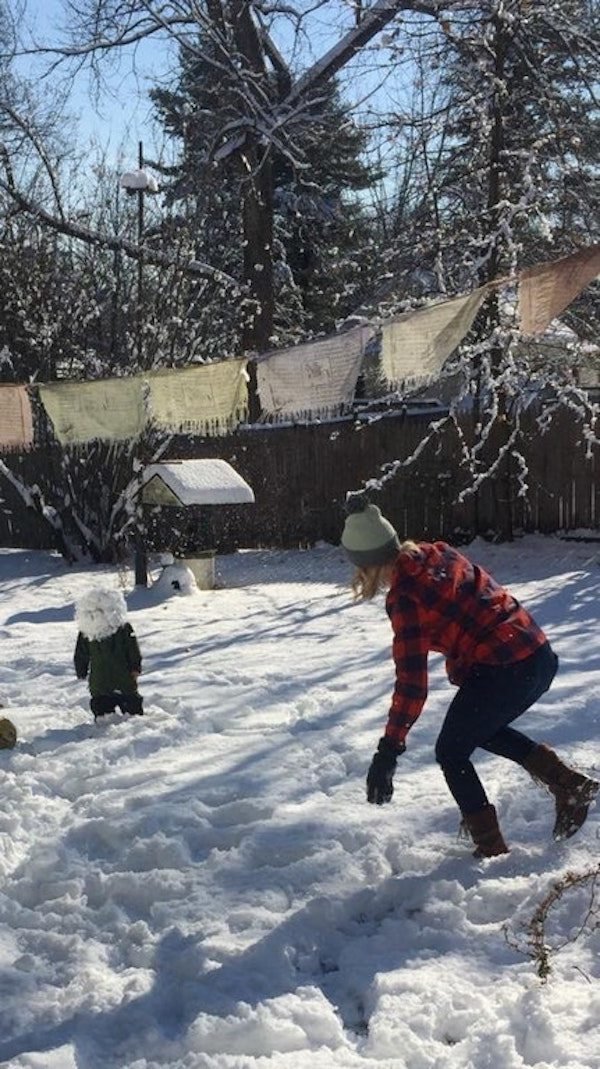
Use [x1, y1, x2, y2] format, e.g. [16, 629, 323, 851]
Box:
[385, 0, 600, 320]
[151, 41, 380, 353]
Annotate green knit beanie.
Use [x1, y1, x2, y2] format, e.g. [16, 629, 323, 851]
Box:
[341, 493, 400, 567]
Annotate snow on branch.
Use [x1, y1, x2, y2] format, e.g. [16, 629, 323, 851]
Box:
[362, 414, 453, 494]
[0, 459, 78, 562]
[282, 0, 441, 108]
[0, 176, 239, 290]
[105, 432, 173, 550]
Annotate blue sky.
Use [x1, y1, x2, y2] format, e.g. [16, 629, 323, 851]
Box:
[18, 0, 173, 166]
[17, 0, 408, 179]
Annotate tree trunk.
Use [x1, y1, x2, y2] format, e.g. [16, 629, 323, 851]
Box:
[241, 146, 274, 352]
[229, 0, 418, 352]
[485, 13, 507, 289]
[485, 13, 513, 540]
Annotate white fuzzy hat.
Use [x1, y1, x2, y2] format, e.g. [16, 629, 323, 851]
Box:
[75, 587, 129, 641]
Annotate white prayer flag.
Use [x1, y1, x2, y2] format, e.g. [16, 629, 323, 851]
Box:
[256, 326, 372, 419]
[381, 288, 489, 389]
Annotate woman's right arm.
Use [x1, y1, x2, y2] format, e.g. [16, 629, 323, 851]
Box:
[385, 593, 429, 747]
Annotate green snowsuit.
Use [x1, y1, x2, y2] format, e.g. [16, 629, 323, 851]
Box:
[74, 624, 142, 697]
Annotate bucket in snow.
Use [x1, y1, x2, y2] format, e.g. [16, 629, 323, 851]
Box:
[181, 551, 216, 590]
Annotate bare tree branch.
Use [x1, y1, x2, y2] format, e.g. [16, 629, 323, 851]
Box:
[0, 175, 239, 288]
[0, 102, 66, 219]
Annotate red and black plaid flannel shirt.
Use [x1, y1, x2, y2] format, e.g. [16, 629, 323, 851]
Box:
[384, 541, 548, 747]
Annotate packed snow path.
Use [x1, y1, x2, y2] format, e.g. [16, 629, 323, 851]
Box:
[0, 539, 598, 1069]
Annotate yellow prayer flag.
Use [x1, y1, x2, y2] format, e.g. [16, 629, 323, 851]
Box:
[146, 359, 248, 434]
[40, 378, 145, 445]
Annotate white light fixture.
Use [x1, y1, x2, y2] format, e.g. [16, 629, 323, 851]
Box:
[120, 169, 159, 194]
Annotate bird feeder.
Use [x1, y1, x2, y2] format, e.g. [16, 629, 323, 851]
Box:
[139, 459, 255, 589]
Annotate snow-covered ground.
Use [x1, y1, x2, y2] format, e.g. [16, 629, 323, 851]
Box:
[0, 536, 598, 1069]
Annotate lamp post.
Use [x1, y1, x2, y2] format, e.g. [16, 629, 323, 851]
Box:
[120, 143, 159, 586]
[120, 141, 159, 366]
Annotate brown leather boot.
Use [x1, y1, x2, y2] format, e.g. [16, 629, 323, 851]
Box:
[462, 804, 510, 858]
[522, 744, 599, 841]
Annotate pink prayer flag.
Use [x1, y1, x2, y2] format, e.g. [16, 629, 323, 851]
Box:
[0, 385, 34, 450]
[519, 245, 600, 334]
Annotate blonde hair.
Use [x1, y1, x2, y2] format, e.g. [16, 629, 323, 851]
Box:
[351, 540, 420, 601]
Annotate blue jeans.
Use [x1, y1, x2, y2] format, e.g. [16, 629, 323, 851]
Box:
[435, 642, 558, 815]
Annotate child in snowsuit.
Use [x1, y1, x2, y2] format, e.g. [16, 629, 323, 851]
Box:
[340, 494, 599, 858]
[74, 588, 144, 719]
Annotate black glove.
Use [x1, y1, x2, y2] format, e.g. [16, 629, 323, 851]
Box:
[366, 736, 405, 805]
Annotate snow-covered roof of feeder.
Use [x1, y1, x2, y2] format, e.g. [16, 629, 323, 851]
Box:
[140, 459, 255, 507]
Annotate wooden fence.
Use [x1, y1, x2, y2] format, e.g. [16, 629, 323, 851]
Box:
[0, 403, 598, 557]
